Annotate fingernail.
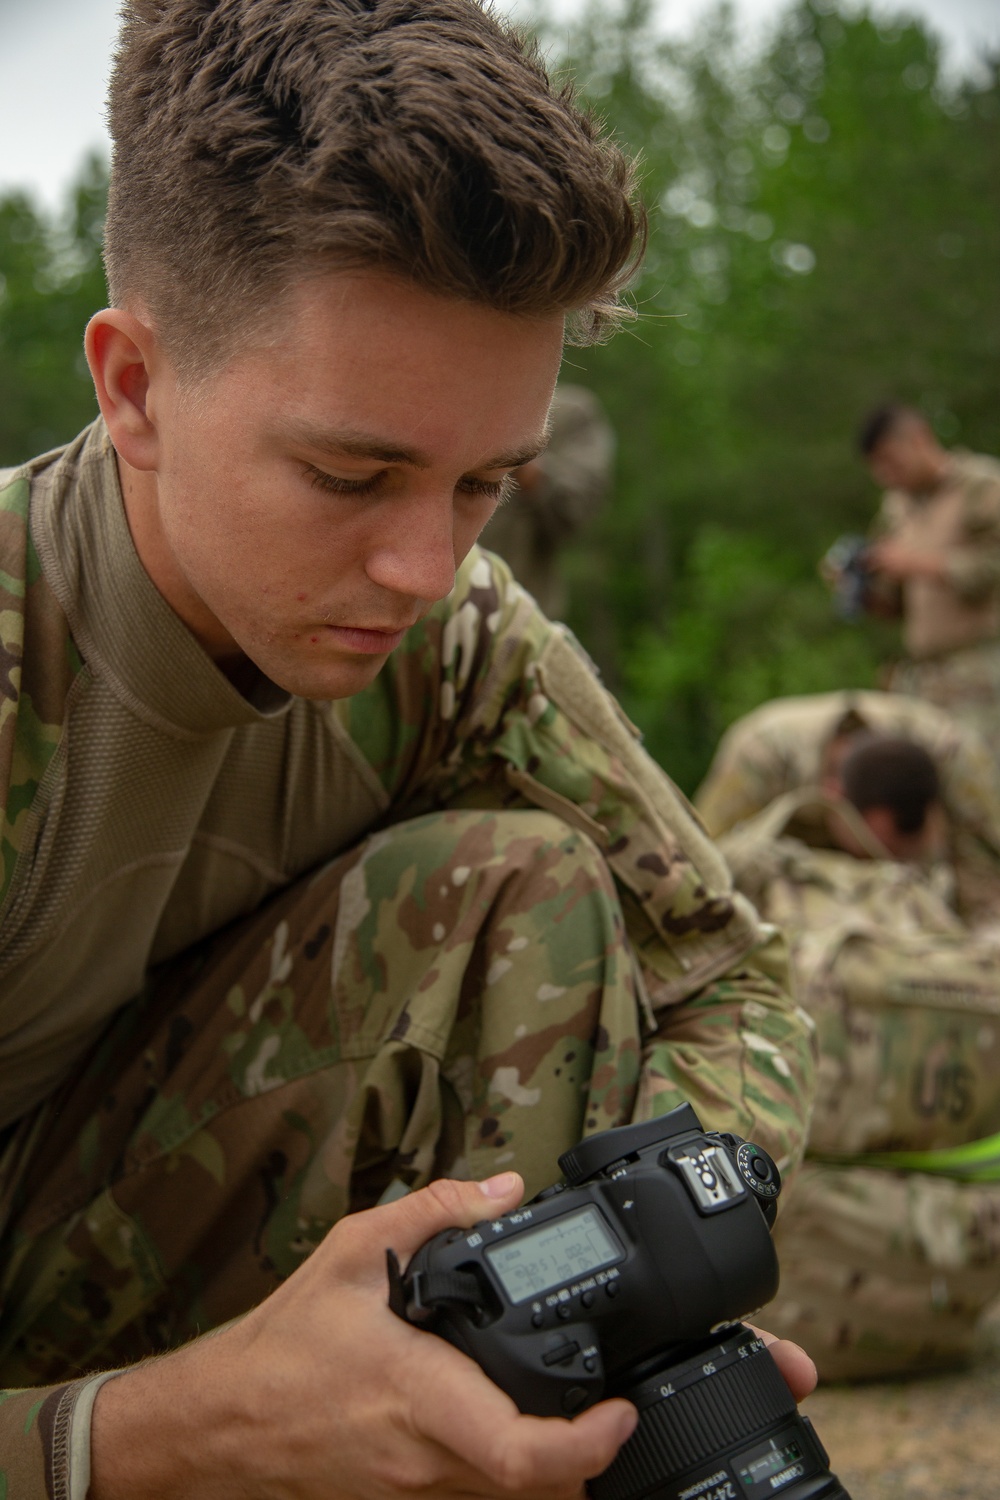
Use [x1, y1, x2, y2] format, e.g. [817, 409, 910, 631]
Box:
[480, 1171, 519, 1199]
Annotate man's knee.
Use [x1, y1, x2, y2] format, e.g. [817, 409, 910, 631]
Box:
[371, 807, 610, 876]
[350, 807, 620, 933]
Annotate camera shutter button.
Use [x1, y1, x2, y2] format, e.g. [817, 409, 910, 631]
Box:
[561, 1386, 589, 1415]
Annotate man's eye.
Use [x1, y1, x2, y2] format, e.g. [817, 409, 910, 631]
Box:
[305, 466, 385, 497]
[458, 475, 513, 502]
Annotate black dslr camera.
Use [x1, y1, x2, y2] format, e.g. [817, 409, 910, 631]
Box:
[388, 1104, 849, 1500]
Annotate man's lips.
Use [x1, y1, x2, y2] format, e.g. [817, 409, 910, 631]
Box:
[322, 623, 413, 654]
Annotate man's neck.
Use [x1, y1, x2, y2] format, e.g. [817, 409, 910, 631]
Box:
[116, 452, 251, 679]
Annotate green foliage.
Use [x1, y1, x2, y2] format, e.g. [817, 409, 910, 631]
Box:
[0, 155, 108, 464]
[619, 526, 897, 790]
[550, 0, 1000, 787]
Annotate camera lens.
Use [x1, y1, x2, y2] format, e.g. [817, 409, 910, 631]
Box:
[589, 1326, 850, 1500]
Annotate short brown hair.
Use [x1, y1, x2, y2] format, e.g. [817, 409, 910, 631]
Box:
[841, 734, 940, 836]
[105, 0, 646, 370]
[857, 403, 923, 456]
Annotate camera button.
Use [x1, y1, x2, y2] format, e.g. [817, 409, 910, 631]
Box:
[584, 1355, 598, 1373]
[605, 1280, 620, 1298]
[562, 1386, 589, 1415]
[557, 1304, 572, 1320]
[581, 1290, 595, 1308]
[542, 1340, 580, 1366]
[531, 1310, 544, 1328]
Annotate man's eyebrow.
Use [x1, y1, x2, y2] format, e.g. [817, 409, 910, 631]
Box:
[484, 440, 549, 470]
[287, 423, 548, 472]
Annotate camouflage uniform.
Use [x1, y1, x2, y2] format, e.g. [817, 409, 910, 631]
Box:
[480, 383, 614, 619]
[887, 642, 1000, 761]
[0, 424, 813, 1495]
[873, 450, 1000, 752]
[721, 792, 1000, 1378]
[694, 688, 1000, 929]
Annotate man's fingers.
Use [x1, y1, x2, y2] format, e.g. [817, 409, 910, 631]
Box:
[409, 1334, 637, 1492]
[442, 1399, 638, 1497]
[750, 1327, 817, 1402]
[333, 1173, 526, 1275]
[526, 1400, 639, 1490]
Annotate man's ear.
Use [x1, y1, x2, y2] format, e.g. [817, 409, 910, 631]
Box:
[85, 308, 162, 472]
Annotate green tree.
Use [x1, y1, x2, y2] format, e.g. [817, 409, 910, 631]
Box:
[0, 155, 109, 464]
[548, 1, 1000, 789]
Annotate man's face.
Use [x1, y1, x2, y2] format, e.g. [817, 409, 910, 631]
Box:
[866, 421, 943, 494]
[132, 270, 565, 698]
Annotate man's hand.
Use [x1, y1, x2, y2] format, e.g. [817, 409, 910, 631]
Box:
[90, 1172, 817, 1499]
[866, 537, 946, 582]
[751, 1327, 817, 1404]
[90, 1172, 638, 1500]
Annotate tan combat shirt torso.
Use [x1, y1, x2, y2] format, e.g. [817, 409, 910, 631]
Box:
[876, 449, 1000, 660]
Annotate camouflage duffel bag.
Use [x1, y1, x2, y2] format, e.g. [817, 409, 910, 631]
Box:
[723, 831, 1000, 1160]
[796, 913, 1000, 1161]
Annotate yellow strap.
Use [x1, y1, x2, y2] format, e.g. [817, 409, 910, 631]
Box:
[813, 1129, 1000, 1182]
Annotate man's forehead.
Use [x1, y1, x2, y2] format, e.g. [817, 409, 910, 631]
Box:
[872, 417, 926, 453]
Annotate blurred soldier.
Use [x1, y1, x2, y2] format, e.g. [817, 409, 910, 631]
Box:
[860, 403, 1000, 747]
[694, 688, 1000, 928]
[481, 382, 614, 618]
[722, 736, 1000, 1380]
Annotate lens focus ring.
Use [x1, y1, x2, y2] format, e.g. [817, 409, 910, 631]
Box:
[590, 1334, 795, 1500]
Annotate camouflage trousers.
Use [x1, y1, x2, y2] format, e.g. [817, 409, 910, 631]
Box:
[0, 808, 657, 1389]
[886, 638, 1000, 762]
[765, 1161, 1000, 1380]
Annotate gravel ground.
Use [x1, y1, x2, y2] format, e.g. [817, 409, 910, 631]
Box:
[801, 1328, 1000, 1499]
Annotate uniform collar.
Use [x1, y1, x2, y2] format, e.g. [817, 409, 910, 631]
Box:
[28, 419, 292, 735]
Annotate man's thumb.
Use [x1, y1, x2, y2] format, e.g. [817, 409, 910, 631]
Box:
[378, 1171, 525, 1262]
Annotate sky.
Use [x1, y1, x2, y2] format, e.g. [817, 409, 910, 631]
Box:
[2, 0, 999, 211]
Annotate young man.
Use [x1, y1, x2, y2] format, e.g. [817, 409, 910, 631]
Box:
[0, 3, 816, 1494]
[858, 404, 1000, 750]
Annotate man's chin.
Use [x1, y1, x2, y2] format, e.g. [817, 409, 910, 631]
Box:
[266, 646, 393, 701]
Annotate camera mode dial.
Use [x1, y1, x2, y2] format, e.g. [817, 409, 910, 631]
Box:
[735, 1141, 780, 1201]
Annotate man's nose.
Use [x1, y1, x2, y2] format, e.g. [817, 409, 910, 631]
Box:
[365, 491, 458, 603]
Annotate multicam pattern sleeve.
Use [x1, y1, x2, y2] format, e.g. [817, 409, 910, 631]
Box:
[0, 470, 95, 1499]
[0, 1372, 122, 1500]
[338, 547, 815, 1159]
[0, 474, 83, 913]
